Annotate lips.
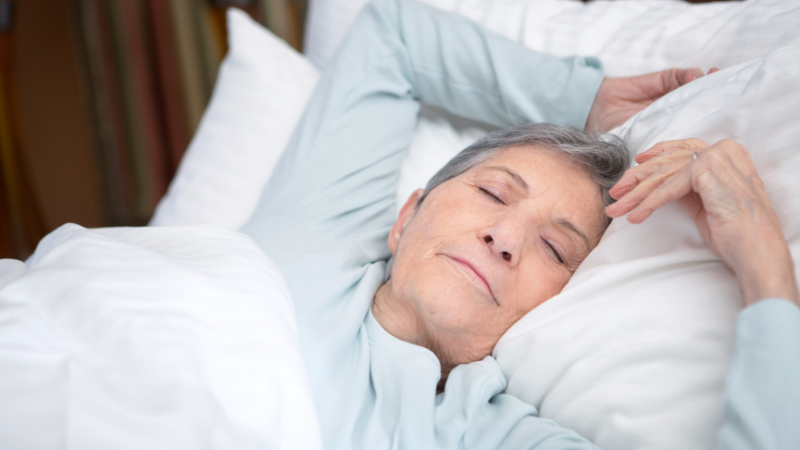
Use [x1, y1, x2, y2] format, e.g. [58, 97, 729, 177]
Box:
[444, 255, 498, 305]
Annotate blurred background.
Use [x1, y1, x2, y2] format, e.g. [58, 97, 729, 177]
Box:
[0, 0, 727, 260]
[0, 0, 304, 260]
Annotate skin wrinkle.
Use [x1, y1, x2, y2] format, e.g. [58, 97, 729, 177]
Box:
[556, 219, 591, 257]
[483, 165, 530, 193]
[372, 146, 605, 384]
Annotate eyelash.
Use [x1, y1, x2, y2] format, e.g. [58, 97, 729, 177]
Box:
[478, 187, 505, 204]
[543, 239, 565, 265]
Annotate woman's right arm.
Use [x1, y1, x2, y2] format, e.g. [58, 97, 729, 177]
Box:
[716, 299, 800, 449]
[606, 138, 800, 450]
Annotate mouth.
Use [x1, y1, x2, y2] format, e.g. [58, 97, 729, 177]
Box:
[443, 254, 498, 305]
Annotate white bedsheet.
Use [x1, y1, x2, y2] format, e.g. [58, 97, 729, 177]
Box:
[0, 224, 322, 450]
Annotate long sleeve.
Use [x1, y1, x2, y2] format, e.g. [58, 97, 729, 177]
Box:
[241, 0, 604, 247]
[717, 299, 800, 450]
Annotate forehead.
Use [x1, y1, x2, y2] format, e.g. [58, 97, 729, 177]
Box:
[471, 145, 595, 190]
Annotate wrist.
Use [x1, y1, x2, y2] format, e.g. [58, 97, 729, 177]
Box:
[584, 76, 609, 134]
[732, 238, 800, 307]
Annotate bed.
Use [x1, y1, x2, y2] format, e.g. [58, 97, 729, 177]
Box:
[2, 0, 799, 449]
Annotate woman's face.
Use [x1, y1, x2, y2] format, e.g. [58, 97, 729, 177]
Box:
[385, 146, 607, 366]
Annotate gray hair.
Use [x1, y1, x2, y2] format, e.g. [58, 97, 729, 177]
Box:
[418, 123, 629, 223]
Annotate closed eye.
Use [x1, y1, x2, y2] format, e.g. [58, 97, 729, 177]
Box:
[478, 187, 505, 204]
[543, 239, 565, 264]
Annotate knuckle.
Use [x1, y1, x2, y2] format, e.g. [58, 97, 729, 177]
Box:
[693, 170, 714, 191]
[705, 147, 725, 162]
[652, 180, 670, 193]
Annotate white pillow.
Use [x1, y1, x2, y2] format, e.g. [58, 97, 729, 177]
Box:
[149, 9, 319, 230]
[519, 0, 799, 77]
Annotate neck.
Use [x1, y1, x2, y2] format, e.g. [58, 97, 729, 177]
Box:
[372, 281, 461, 388]
[371, 281, 427, 347]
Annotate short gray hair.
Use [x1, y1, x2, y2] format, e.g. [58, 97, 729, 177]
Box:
[418, 123, 629, 221]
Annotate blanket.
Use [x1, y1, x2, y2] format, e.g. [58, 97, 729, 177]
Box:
[0, 224, 321, 450]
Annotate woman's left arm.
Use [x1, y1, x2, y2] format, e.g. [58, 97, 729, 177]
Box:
[606, 138, 800, 450]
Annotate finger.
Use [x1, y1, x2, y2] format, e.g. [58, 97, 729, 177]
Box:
[606, 162, 686, 217]
[611, 153, 683, 199]
[612, 141, 700, 200]
[609, 167, 654, 200]
[612, 156, 674, 199]
[627, 165, 694, 224]
[615, 151, 706, 204]
[678, 67, 706, 84]
[635, 141, 679, 165]
[655, 68, 705, 94]
[627, 69, 686, 100]
[634, 138, 708, 164]
[708, 67, 720, 74]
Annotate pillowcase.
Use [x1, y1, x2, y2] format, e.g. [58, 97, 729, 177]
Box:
[149, 9, 319, 230]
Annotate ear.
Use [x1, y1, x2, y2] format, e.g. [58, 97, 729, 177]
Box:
[388, 189, 423, 255]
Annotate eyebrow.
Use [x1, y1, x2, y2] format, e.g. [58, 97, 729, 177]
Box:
[557, 218, 591, 254]
[484, 166, 529, 193]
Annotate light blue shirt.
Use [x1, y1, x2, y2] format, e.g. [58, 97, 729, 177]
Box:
[240, 0, 800, 448]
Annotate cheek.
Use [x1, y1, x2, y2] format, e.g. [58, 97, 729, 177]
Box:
[504, 257, 571, 319]
[392, 254, 500, 334]
[415, 187, 489, 238]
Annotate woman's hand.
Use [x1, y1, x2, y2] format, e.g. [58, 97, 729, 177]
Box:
[585, 68, 718, 134]
[605, 138, 800, 307]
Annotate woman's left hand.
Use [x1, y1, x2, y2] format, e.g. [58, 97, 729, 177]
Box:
[585, 68, 718, 134]
[605, 138, 800, 307]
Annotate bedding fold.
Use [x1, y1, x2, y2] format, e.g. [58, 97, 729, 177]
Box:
[0, 224, 322, 450]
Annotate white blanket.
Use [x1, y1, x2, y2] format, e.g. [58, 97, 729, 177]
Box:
[0, 224, 322, 450]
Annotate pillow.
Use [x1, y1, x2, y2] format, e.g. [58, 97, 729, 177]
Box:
[519, 0, 799, 77]
[149, 9, 319, 230]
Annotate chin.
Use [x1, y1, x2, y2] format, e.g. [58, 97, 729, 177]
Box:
[417, 281, 491, 333]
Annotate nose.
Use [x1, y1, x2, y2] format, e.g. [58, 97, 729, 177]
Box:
[483, 235, 513, 261]
[481, 215, 527, 265]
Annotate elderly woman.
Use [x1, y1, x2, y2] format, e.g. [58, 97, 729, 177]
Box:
[240, 0, 800, 448]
